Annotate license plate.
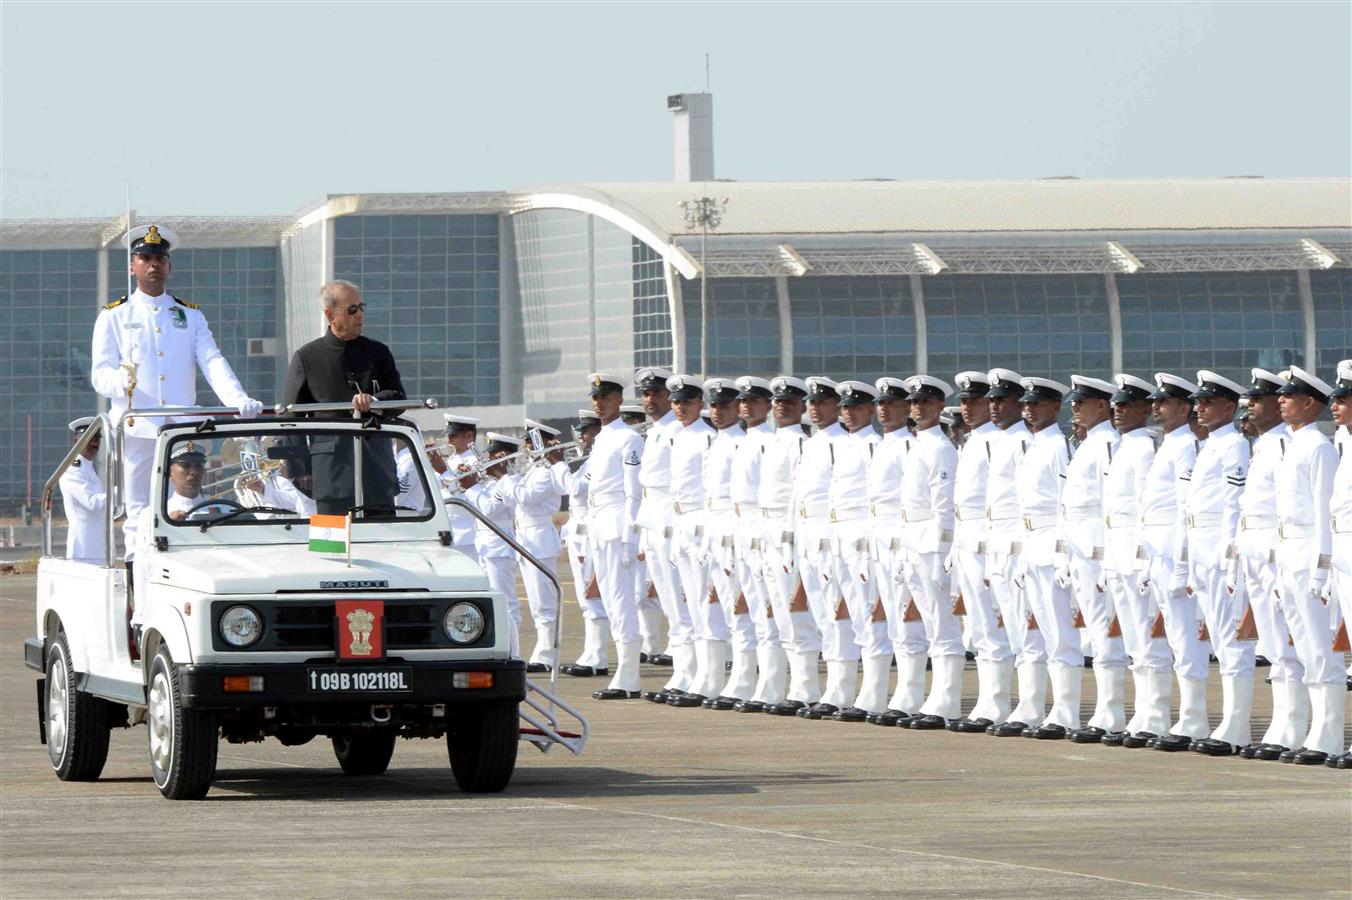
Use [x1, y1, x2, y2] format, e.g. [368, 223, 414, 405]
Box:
[307, 667, 411, 693]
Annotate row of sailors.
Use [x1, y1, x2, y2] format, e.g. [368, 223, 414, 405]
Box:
[553, 361, 1352, 770]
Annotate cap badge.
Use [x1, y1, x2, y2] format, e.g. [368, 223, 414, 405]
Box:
[592, 375, 602, 387]
[143, 225, 163, 245]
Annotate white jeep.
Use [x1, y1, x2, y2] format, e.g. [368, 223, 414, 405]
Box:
[26, 402, 584, 800]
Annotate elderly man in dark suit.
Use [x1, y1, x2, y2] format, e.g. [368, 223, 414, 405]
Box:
[281, 280, 407, 515]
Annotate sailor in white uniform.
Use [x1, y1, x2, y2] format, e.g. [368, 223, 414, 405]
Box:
[584, 373, 646, 700]
[58, 417, 108, 563]
[1062, 375, 1128, 743]
[1326, 360, 1352, 769]
[90, 225, 263, 563]
[463, 433, 524, 657]
[559, 411, 610, 678]
[514, 419, 568, 673]
[394, 442, 428, 512]
[433, 415, 481, 563]
[620, 402, 664, 662]
[899, 375, 963, 730]
[1272, 366, 1343, 764]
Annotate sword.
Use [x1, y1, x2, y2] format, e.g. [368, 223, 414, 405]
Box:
[122, 358, 138, 426]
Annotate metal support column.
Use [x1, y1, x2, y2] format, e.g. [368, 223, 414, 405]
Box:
[909, 274, 928, 374]
[1105, 272, 1124, 374]
[775, 275, 794, 375]
[1296, 268, 1317, 368]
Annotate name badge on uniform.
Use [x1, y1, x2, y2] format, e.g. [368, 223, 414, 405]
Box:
[170, 307, 188, 329]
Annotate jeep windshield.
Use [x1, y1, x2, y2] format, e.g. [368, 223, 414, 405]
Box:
[161, 426, 435, 528]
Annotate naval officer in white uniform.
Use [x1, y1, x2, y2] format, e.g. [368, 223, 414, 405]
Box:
[59, 417, 108, 563]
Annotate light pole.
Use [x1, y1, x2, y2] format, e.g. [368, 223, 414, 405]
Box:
[680, 196, 727, 379]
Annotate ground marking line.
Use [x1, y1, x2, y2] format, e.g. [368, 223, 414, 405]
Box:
[529, 799, 1235, 899]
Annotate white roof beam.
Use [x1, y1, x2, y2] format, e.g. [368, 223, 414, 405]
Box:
[1107, 241, 1143, 274]
[776, 244, 811, 277]
[1300, 238, 1339, 269]
[911, 243, 948, 275]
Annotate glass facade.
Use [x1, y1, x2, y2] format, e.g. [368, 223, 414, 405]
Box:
[332, 214, 501, 407]
[682, 276, 780, 376]
[104, 246, 280, 405]
[632, 239, 673, 369]
[789, 276, 914, 381]
[1118, 272, 1302, 384]
[1310, 269, 1352, 371]
[0, 250, 101, 506]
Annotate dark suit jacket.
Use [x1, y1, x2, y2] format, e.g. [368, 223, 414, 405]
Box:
[281, 331, 407, 512]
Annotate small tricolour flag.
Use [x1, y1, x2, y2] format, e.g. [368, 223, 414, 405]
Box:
[308, 514, 350, 554]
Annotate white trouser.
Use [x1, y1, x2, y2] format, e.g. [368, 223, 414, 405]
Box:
[516, 525, 560, 629]
[903, 548, 963, 659]
[1104, 568, 1171, 672]
[1191, 557, 1255, 678]
[1243, 552, 1303, 683]
[640, 520, 688, 648]
[1150, 556, 1210, 682]
[567, 535, 606, 621]
[593, 535, 639, 645]
[736, 526, 780, 649]
[763, 515, 818, 654]
[1278, 568, 1342, 686]
[874, 528, 926, 657]
[704, 523, 739, 646]
[953, 544, 1011, 663]
[1023, 561, 1081, 671]
[1069, 546, 1128, 668]
[989, 548, 1044, 665]
[796, 515, 837, 657]
[481, 555, 521, 657]
[831, 519, 878, 662]
[121, 433, 156, 561]
[632, 556, 661, 652]
[672, 510, 712, 640]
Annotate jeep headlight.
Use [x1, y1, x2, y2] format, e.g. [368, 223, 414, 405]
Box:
[443, 602, 485, 644]
[219, 605, 263, 648]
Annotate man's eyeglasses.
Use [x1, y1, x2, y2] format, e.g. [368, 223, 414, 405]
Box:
[344, 302, 367, 315]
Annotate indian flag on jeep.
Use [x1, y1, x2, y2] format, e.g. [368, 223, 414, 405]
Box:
[308, 514, 350, 554]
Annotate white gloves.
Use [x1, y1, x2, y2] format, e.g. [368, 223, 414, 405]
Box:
[1168, 561, 1190, 597]
[237, 397, 265, 419]
[119, 367, 136, 392]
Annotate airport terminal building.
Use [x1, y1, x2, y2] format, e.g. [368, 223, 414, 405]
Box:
[2, 176, 1350, 508]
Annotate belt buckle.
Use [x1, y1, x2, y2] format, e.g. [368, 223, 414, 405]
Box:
[1023, 516, 1032, 531]
[799, 503, 807, 518]
[830, 510, 838, 523]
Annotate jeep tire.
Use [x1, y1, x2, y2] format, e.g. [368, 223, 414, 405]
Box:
[45, 632, 112, 781]
[331, 729, 397, 776]
[448, 700, 518, 793]
[147, 648, 218, 800]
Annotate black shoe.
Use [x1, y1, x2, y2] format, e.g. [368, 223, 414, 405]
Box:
[1121, 732, 1156, 749]
[1278, 746, 1305, 763]
[650, 654, 674, 667]
[1083, 656, 1094, 669]
[872, 709, 911, 727]
[1153, 733, 1193, 752]
[909, 714, 947, 730]
[592, 688, 640, 700]
[964, 650, 976, 662]
[1100, 731, 1127, 747]
[1069, 726, 1107, 744]
[639, 652, 652, 664]
[1254, 655, 1272, 668]
[800, 703, 838, 720]
[525, 661, 550, 674]
[831, 707, 869, 722]
[734, 700, 766, 713]
[704, 696, 739, 711]
[1029, 723, 1068, 740]
[990, 720, 1029, 737]
[948, 717, 993, 734]
[560, 664, 608, 677]
[768, 699, 806, 716]
[1238, 743, 1264, 759]
[1293, 748, 1330, 766]
[1329, 752, 1352, 769]
[643, 689, 674, 703]
[669, 692, 708, 708]
[1192, 738, 1239, 757]
[1253, 744, 1288, 761]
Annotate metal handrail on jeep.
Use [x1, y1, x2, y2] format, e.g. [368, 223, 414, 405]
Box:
[40, 412, 116, 566]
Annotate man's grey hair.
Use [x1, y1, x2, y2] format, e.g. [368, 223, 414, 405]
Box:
[320, 280, 360, 310]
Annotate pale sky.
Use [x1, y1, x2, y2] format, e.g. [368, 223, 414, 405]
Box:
[2, 1, 1349, 219]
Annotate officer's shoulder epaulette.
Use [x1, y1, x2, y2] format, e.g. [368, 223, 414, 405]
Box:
[172, 295, 200, 310]
[103, 296, 127, 311]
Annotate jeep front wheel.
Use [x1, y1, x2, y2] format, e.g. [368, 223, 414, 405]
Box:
[46, 633, 111, 781]
[447, 701, 518, 793]
[331, 729, 396, 775]
[147, 648, 218, 800]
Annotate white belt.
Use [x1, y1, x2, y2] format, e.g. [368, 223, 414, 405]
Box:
[589, 490, 625, 509]
[955, 505, 986, 522]
[1239, 514, 1277, 531]
[673, 500, 704, 515]
[901, 508, 934, 523]
[797, 499, 829, 519]
[1062, 503, 1102, 522]
[1104, 513, 1137, 530]
[1186, 512, 1223, 529]
[869, 502, 902, 518]
[760, 506, 788, 519]
[1278, 520, 1314, 539]
[986, 507, 1021, 523]
[829, 506, 868, 523]
[707, 499, 734, 512]
[1139, 514, 1174, 528]
[514, 513, 556, 529]
[1023, 513, 1057, 531]
[1333, 515, 1352, 534]
[642, 486, 671, 499]
[733, 502, 755, 517]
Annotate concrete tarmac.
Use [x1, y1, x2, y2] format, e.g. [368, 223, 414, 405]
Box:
[2, 574, 1349, 898]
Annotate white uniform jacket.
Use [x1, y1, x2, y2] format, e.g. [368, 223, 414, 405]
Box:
[1016, 425, 1070, 566]
[1177, 423, 1249, 571]
[953, 421, 1000, 553]
[1061, 419, 1119, 560]
[1101, 429, 1154, 574]
[636, 410, 679, 529]
[586, 419, 644, 548]
[986, 421, 1032, 557]
[59, 458, 107, 562]
[898, 426, 957, 554]
[1274, 425, 1337, 577]
[1235, 424, 1289, 563]
[1137, 427, 1197, 562]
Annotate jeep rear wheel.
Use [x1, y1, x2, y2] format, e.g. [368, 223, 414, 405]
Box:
[447, 700, 518, 793]
[331, 729, 396, 775]
[147, 648, 218, 800]
[46, 633, 111, 781]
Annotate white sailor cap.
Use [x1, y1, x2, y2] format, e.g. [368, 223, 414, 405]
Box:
[589, 372, 626, 397]
[1333, 360, 1352, 400]
[735, 375, 773, 400]
[1149, 373, 1198, 402]
[619, 404, 647, 420]
[985, 368, 1024, 399]
[805, 376, 840, 401]
[1068, 374, 1116, 403]
[1192, 370, 1246, 402]
[940, 406, 963, 427]
[525, 417, 561, 438]
[485, 432, 522, 452]
[954, 371, 992, 400]
[1247, 368, 1286, 398]
[704, 377, 739, 404]
[123, 223, 179, 255]
[837, 380, 878, 406]
[905, 374, 953, 401]
[68, 416, 96, 434]
[169, 440, 208, 463]
[443, 413, 479, 433]
[769, 375, 809, 400]
[874, 376, 910, 401]
[1111, 374, 1154, 404]
[635, 367, 675, 392]
[1276, 365, 1334, 404]
[1019, 377, 1071, 403]
[576, 409, 602, 427]
[666, 374, 704, 401]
